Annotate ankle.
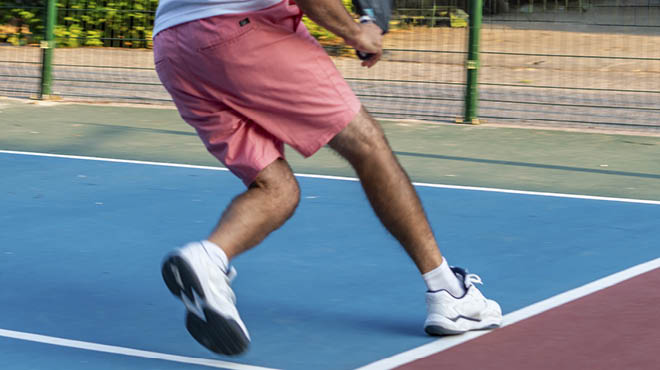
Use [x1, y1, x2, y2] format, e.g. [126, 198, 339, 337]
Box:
[422, 258, 466, 297]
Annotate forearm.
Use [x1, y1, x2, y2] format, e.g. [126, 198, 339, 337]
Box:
[294, 0, 360, 42]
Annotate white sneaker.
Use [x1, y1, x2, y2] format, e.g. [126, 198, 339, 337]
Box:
[424, 267, 502, 335]
[161, 242, 250, 355]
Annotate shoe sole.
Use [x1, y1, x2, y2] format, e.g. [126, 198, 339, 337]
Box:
[425, 313, 501, 336]
[162, 255, 249, 356]
[425, 322, 500, 336]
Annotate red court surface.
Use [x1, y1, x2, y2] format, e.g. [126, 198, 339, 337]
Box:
[399, 267, 660, 370]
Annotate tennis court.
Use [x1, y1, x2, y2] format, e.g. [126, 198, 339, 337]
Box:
[1, 99, 659, 369]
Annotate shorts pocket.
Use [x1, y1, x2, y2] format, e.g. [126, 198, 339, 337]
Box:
[154, 56, 175, 93]
[197, 17, 258, 53]
[154, 56, 170, 76]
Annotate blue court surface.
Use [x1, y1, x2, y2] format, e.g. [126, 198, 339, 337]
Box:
[1, 151, 659, 369]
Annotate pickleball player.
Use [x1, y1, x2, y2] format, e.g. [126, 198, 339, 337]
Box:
[152, 0, 502, 355]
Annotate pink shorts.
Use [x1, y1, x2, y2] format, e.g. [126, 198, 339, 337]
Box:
[153, 0, 361, 185]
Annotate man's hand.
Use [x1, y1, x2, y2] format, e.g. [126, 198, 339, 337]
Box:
[345, 21, 383, 68]
[295, 0, 383, 68]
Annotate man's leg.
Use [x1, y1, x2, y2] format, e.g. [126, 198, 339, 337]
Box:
[328, 107, 442, 274]
[328, 107, 502, 336]
[207, 158, 301, 259]
[161, 158, 300, 356]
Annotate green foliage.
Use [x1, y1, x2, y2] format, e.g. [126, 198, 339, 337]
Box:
[1, 0, 357, 48]
[303, 0, 355, 43]
[0, 2, 45, 45]
[55, 23, 81, 47]
[55, 0, 159, 48]
[1, 0, 157, 47]
[84, 29, 104, 46]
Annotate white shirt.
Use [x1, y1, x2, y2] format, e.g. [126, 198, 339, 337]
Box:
[154, 0, 282, 36]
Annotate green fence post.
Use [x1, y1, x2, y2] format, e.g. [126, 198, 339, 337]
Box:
[464, 0, 482, 124]
[39, 0, 56, 99]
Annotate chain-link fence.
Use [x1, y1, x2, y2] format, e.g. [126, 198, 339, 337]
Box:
[479, 0, 660, 130]
[1, 0, 659, 131]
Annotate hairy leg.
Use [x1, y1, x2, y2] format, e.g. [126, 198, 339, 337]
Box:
[328, 107, 443, 274]
[207, 158, 301, 259]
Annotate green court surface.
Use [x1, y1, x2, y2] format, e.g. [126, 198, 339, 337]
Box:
[2, 97, 659, 201]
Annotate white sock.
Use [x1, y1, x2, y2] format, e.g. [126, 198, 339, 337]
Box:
[200, 240, 229, 272]
[423, 258, 465, 297]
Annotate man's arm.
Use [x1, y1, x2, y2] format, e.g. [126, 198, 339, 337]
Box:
[294, 0, 383, 67]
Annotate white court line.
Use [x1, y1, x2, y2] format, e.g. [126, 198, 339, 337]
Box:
[0, 328, 278, 370]
[0, 150, 232, 173]
[356, 257, 660, 370]
[2, 150, 660, 206]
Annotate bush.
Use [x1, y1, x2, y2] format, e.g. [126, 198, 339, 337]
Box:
[0, 0, 157, 47]
[1, 0, 359, 48]
[0, 1, 45, 45]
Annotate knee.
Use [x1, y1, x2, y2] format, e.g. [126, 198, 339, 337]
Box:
[251, 166, 300, 218]
[353, 112, 389, 153]
[275, 175, 301, 218]
[357, 126, 389, 156]
[330, 108, 391, 164]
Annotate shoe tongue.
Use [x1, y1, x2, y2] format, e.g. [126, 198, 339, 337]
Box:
[454, 272, 466, 287]
[450, 267, 472, 290]
[450, 267, 467, 279]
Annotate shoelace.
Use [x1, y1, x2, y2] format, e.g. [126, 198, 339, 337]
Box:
[463, 273, 483, 289]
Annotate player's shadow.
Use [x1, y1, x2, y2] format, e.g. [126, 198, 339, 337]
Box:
[243, 297, 426, 338]
[395, 151, 660, 180]
[323, 310, 424, 337]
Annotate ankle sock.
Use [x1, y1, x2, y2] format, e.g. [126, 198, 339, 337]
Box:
[423, 258, 466, 297]
[200, 240, 229, 272]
